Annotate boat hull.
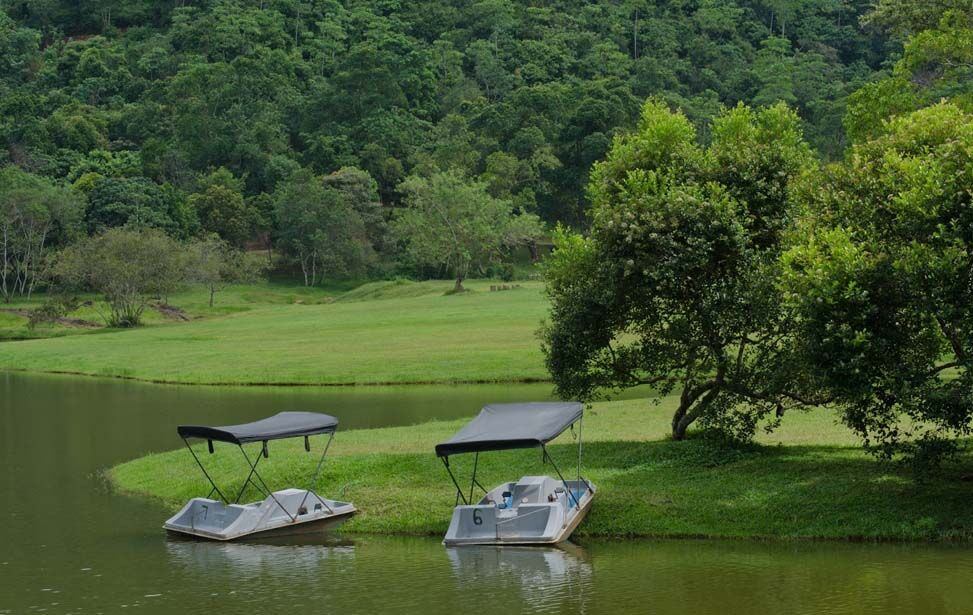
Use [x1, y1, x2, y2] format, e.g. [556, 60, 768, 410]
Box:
[443, 477, 596, 546]
[164, 488, 356, 542]
[166, 509, 356, 542]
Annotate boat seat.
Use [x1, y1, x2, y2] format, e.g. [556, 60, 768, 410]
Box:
[511, 477, 551, 505]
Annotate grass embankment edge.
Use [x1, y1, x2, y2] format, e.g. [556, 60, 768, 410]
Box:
[108, 397, 973, 542]
[0, 366, 552, 388]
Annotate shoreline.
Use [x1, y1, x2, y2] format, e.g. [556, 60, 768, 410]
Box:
[108, 398, 973, 544]
[0, 366, 554, 388]
[115, 477, 973, 545]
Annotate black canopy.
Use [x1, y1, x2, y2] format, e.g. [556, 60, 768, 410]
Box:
[435, 402, 583, 457]
[178, 412, 338, 444]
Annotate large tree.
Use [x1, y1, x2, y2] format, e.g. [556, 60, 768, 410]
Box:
[542, 100, 822, 441]
[187, 234, 264, 307]
[390, 170, 543, 292]
[321, 166, 387, 251]
[782, 102, 973, 468]
[272, 169, 374, 286]
[0, 167, 83, 301]
[85, 176, 196, 237]
[187, 167, 260, 247]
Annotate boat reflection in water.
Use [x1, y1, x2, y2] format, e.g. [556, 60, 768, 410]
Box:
[446, 543, 593, 611]
[165, 533, 356, 580]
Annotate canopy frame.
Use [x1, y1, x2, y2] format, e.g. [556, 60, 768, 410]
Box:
[178, 413, 340, 522]
[439, 407, 591, 511]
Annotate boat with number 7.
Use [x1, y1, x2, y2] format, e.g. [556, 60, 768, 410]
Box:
[163, 412, 356, 541]
[435, 401, 596, 546]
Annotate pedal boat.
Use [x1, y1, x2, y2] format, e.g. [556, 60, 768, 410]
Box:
[435, 402, 596, 546]
[163, 412, 356, 541]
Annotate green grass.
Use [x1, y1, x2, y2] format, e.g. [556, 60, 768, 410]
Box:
[109, 396, 973, 541]
[0, 282, 337, 340]
[0, 280, 549, 385]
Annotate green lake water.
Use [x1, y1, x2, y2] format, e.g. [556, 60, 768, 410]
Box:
[1, 371, 971, 614]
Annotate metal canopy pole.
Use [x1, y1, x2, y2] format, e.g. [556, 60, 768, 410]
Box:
[575, 415, 593, 494]
[183, 438, 229, 504]
[238, 444, 296, 522]
[233, 444, 267, 503]
[297, 432, 335, 514]
[577, 417, 582, 483]
[466, 452, 489, 503]
[468, 452, 478, 504]
[543, 444, 581, 510]
[441, 456, 468, 505]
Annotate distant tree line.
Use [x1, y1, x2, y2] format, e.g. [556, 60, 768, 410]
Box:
[0, 1, 889, 294]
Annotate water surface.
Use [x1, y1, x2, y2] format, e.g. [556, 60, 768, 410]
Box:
[1, 372, 970, 614]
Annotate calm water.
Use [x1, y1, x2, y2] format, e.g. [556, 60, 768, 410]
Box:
[1, 371, 972, 614]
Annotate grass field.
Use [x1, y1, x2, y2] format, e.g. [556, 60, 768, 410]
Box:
[0, 280, 549, 385]
[110, 396, 973, 541]
[0, 280, 357, 340]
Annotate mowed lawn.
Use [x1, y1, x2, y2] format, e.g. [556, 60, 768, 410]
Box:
[0, 280, 549, 385]
[111, 396, 973, 541]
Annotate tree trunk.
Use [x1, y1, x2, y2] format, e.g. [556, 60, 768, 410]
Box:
[1, 224, 9, 303]
[672, 405, 702, 440]
[300, 254, 310, 287]
[209, 285, 215, 307]
[670, 380, 721, 440]
[453, 276, 465, 292]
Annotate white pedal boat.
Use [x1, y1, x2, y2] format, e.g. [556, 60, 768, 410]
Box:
[435, 402, 596, 546]
[163, 412, 356, 541]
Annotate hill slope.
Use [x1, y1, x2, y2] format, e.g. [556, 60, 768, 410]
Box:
[0, 281, 548, 385]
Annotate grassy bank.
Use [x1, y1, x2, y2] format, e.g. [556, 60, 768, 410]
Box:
[0, 280, 357, 341]
[0, 280, 548, 385]
[110, 397, 973, 541]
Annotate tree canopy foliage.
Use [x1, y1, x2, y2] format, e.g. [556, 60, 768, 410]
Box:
[846, 8, 973, 142]
[391, 171, 542, 291]
[0, 0, 889, 234]
[0, 166, 82, 301]
[783, 102, 973, 469]
[543, 101, 822, 440]
[272, 169, 375, 286]
[55, 227, 186, 326]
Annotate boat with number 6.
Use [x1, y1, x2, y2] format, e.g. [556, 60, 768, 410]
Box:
[435, 401, 596, 546]
[163, 412, 356, 541]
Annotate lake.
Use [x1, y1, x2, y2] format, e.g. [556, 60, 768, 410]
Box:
[1, 371, 971, 614]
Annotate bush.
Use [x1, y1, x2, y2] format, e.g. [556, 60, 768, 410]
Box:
[54, 227, 187, 327]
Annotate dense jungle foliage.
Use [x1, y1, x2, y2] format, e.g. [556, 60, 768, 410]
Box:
[0, 0, 888, 235]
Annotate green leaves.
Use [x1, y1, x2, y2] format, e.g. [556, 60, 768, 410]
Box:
[544, 101, 817, 440]
[783, 102, 973, 467]
[390, 170, 542, 290]
[0, 167, 84, 301]
[187, 168, 260, 247]
[272, 169, 376, 286]
[846, 11, 973, 143]
[54, 227, 186, 327]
